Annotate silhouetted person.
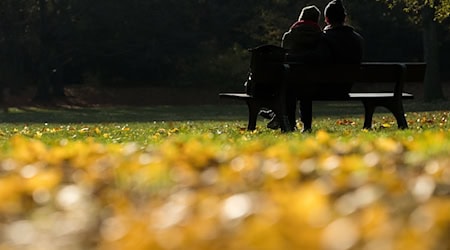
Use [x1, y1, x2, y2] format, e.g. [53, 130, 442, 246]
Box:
[292, 0, 363, 132]
[262, 5, 323, 129]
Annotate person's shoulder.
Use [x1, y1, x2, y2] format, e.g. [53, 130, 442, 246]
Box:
[346, 25, 364, 40]
[324, 25, 362, 37]
[290, 23, 322, 37]
[324, 24, 353, 31]
[344, 25, 363, 37]
[335, 25, 355, 32]
[293, 21, 321, 31]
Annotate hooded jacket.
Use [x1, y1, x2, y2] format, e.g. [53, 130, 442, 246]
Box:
[281, 20, 322, 53]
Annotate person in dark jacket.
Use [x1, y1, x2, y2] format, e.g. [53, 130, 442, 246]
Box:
[282, 5, 322, 52]
[322, 0, 363, 65]
[263, 5, 323, 129]
[295, 0, 364, 132]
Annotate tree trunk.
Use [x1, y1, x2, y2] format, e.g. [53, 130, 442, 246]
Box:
[421, 6, 445, 102]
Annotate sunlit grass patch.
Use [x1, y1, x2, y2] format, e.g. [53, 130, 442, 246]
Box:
[0, 109, 448, 249]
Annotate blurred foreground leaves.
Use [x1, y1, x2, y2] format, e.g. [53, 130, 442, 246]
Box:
[0, 128, 449, 250]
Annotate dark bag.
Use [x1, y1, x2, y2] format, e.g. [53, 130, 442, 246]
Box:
[245, 45, 286, 97]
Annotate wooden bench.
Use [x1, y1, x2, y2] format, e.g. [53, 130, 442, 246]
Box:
[219, 62, 426, 132]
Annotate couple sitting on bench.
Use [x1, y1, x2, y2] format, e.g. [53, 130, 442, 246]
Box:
[260, 0, 363, 132]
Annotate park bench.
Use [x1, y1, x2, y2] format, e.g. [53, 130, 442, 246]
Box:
[219, 46, 426, 132]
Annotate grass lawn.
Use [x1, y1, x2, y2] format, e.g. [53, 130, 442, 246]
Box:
[0, 103, 449, 250]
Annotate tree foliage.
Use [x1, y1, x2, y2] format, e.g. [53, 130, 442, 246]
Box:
[381, 0, 450, 21]
[0, 0, 448, 96]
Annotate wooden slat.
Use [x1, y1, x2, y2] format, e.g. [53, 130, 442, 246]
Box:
[285, 63, 408, 83]
[219, 92, 414, 101]
[404, 63, 427, 82]
[348, 92, 414, 99]
[219, 93, 251, 99]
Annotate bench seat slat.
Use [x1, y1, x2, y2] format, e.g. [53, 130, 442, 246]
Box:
[219, 93, 251, 99]
[219, 92, 414, 100]
[348, 92, 414, 99]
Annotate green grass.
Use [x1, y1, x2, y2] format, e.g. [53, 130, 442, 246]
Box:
[0, 102, 448, 143]
[0, 103, 447, 151]
[0, 104, 449, 249]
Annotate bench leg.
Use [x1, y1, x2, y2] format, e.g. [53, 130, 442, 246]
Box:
[272, 101, 293, 133]
[276, 79, 294, 133]
[383, 101, 408, 129]
[240, 93, 294, 132]
[362, 99, 408, 130]
[362, 100, 376, 129]
[279, 115, 292, 133]
[245, 100, 259, 131]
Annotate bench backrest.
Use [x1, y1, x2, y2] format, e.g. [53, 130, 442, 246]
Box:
[252, 61, 426, 98]
[286, 63, 409, 83]
[403, 63, 427, 82]
[244, 45, 426, 98]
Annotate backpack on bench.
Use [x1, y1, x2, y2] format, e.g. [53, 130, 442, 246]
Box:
[245, 45, 286, 98]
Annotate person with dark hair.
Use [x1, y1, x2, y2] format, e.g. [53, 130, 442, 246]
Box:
[294, 0, 364, 132]
[322, 0, 363, 65]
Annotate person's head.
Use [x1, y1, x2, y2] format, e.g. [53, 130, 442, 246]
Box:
[324, 0, 347, 25]
[298, 5, 321, 23]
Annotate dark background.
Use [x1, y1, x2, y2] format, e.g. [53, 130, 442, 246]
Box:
[0, 0, 449, 101]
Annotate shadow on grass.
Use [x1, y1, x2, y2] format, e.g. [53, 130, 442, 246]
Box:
[1, 99, 448, 124]
[0, 105, 249, 124]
